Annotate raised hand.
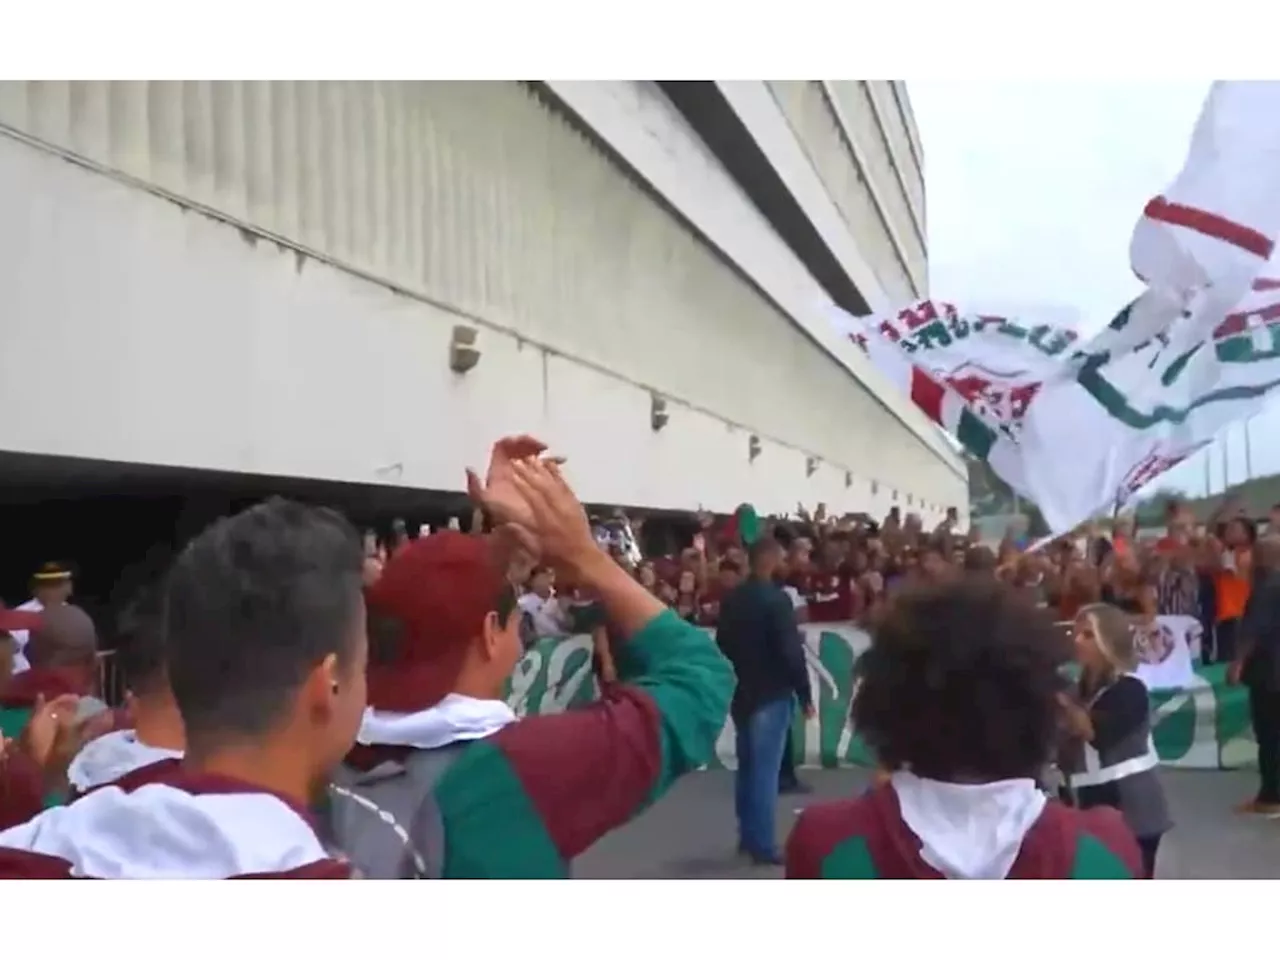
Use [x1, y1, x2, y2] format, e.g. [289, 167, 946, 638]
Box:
[507, 457, 598, 576]
[19, 693, 81, 772]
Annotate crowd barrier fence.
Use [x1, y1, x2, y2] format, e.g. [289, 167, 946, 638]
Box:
[503, 622, 1258, 772]
[93, 621, 1255, 771]
[96, 650, 125, 707]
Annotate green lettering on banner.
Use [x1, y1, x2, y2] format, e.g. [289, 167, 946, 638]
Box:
[503, 627, 1256, 772]
[504, 635, 594, 717]
[1217, 325, 1280, 364]
[915, 321, 953, 351]
[1149, 686, 1202, 765]
[1077, 349, 1280, 430]
[1028, 324, 1075, 358]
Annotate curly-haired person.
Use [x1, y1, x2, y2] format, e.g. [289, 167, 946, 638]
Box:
[785, 578, 1145, 879]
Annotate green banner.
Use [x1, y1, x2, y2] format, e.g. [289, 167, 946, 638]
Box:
[504, 626, 1256, 771]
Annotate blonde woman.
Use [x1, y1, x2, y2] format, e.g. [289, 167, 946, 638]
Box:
[1058, 603, 1171, 878]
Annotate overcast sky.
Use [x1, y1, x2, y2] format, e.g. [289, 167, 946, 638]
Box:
[908, 80, 1268, 499]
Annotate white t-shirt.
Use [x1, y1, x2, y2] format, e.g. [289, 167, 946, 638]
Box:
[8, 597, 42, 674]
[518, 592, 568, 638]
[783, 586, 807, 611]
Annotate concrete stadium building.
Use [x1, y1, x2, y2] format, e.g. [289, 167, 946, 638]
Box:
[0, 81, 964, 603]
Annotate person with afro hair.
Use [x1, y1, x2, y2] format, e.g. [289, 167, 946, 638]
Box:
[786, 577, 1145, 879]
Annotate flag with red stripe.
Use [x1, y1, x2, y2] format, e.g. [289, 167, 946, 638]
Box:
[829, 81, 1280, 533]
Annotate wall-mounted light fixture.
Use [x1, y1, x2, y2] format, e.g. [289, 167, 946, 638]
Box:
[906, 493, 914, 506]
[650, 393, 669, 432]
[871, 479, 879, 496]
[805, 456, 819, 478]
[748, 434, 762, 463]
[449, 324, 481, 374]
[844, 470, 853, 489]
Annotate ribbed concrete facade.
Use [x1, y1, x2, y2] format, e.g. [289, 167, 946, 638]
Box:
[0, 81, 964, 519]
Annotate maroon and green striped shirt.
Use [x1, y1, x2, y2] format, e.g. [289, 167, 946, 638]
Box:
[431, 608, 734, 878]
[787, 783, 1144, 879]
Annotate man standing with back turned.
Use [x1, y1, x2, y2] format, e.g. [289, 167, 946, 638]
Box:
[717, 536, 813, 865]
[1230, 536, 1280, 816]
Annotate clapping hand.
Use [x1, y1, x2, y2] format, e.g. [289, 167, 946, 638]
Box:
[466, 435, 566, 553]
[506, 457, 598, 576]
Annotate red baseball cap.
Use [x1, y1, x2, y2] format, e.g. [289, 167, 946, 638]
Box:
[0, 606, 41, 634]
[364, 530, 512, 712]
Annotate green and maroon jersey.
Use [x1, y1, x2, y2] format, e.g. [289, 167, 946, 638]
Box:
[432, 608, 734, 877]
[787, 783, 1144, 879]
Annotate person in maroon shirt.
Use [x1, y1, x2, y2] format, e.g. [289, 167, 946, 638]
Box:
[635, 561, 659, 594]
[799, 536, 861, 623]
[698, 559, 743, 628]
[784, 537, 815, 598]
[0, 498, 369, 879]
[673, 569, 700, 623]
[786, 578, 1142, 879]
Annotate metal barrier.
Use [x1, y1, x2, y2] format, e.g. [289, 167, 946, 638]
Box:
[96, 650, 126, 707]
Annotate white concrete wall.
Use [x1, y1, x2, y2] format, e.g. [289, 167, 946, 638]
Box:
[0, 81, 966, 520]
[755, 81, 928, 304]
[540, 81, 956, 470]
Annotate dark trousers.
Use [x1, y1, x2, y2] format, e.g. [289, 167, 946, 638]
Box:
[1137, 835, 1162, 879]
[1248, 684, 1280, 804]
[1210, 618, 1240, 665]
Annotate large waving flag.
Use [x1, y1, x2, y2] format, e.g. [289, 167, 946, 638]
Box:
[830, 82, 1280, 533]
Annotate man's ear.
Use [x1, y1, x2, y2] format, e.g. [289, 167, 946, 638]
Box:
[480, 610, 506, 660]
[302, 653, 341, 717]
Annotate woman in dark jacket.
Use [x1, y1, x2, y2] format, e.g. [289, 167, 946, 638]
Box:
[1059, 603, 1171, 878]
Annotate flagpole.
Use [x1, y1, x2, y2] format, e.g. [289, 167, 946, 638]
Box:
[1244, 416, 1254, 481]
[1221, 433, 1230, 493]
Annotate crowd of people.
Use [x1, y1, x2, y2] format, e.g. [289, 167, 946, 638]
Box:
[0, 433, 1275, 878]
[507, 492, 1277, 663]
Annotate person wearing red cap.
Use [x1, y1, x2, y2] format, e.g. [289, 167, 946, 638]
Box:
[327, 440, 735, 878]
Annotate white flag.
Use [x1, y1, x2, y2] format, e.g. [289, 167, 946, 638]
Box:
[829, 81, 1280, 533]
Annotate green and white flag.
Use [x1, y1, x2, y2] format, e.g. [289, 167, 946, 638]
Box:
[828, 81, 1280, 533]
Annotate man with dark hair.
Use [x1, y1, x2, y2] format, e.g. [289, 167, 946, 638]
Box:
[327, 447, 734, 878]
[787, 578, 1143, 879]
[963, 545, 998, 574]
[0, 497, 369, 878]
[1229, 536, 1280, 815]
[717, 536, 813, 865]
[919, 541, 951, 581]
[0, 605, 106, 741]
[697, 558, 742, 628]
[65, 584, 184, 796]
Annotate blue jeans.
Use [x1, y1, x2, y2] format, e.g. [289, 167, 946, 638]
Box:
[734, 696, 795, 858]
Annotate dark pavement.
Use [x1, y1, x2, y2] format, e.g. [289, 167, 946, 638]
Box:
[575, 767, 1280, 879]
